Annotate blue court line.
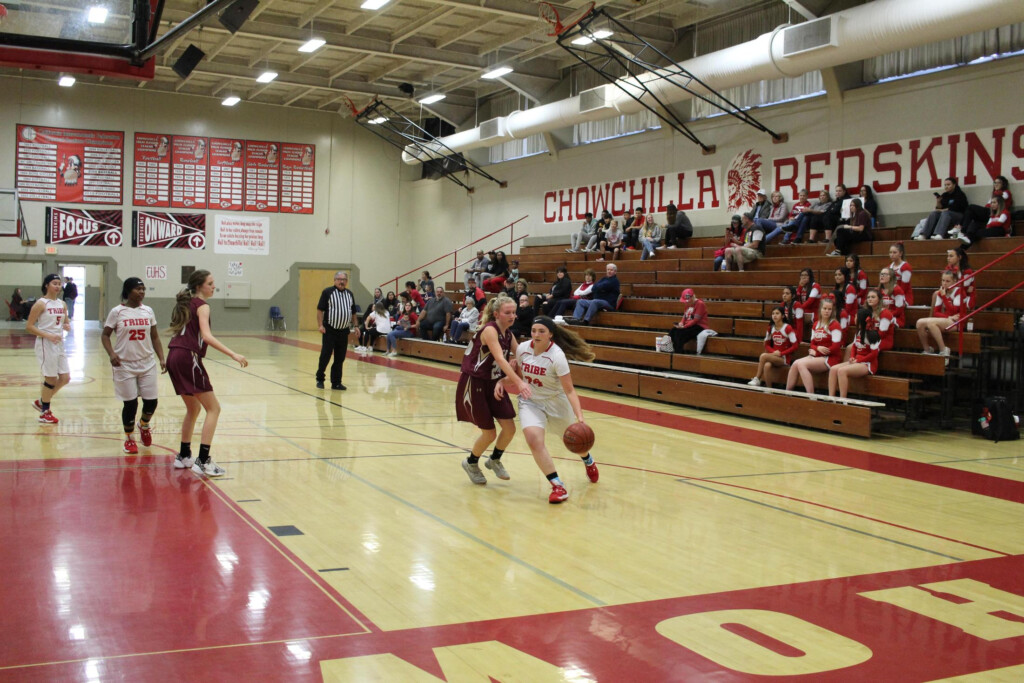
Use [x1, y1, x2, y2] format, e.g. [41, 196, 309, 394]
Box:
[677, 479, 965, 561]
[243, 417, 607, 608]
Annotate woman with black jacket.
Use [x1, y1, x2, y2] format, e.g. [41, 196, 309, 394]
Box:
[541, 267, 573, 316]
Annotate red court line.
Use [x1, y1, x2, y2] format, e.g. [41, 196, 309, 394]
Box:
[244, 334, 1024, 505]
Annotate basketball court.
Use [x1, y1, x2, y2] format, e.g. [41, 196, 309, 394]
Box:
[1, 325, 1022, 680]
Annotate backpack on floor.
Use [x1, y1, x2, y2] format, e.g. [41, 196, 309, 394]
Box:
[972, 396, 1020, 442]
[655, 335, 674, 353]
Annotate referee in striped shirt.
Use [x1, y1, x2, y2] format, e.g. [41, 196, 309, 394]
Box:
[316, 271, 358, 390]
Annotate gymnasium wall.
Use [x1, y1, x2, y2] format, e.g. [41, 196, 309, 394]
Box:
[397, 56, 1024, 274]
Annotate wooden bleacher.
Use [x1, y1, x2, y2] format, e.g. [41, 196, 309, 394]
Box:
[424, 227, 1022, 437]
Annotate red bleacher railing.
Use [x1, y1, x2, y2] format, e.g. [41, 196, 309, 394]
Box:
[945, 240, 1024, 356]
[379, 215, 529, 295]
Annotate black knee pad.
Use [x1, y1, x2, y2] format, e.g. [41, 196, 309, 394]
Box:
[141, 398, 158, 415]
[43, 381, 55, 389]
[122, 399, 139, 428]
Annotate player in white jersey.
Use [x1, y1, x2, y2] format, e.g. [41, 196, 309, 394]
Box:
[26, 274, 71, 424]
[501, 315, 599, 504]
[101, 278, 166, 455]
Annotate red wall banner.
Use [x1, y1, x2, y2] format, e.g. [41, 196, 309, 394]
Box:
[17, 124, 124, 204]
[208, 137, 245, 211]
[45, 207, 123, 246]
[244, 141, 281, 212]
[279, 143, 315, 214]
[171, 135, 209, 209]
[131, 211, 206, 249]
[132, 133, 171, 208]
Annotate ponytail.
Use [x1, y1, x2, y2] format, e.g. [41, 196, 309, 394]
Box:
[479, 294, 513, 327]
[549, 324, 595, 362]
[169, 269, 210, 335]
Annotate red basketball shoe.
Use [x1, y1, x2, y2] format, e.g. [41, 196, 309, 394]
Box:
[38, 410, 59, 425]
[32, 399, 44, 413]
[549, 484, 569, 504]
[123, 438, 139, 455]
[140, 426, 152, 447]
[585, 462, 599, 483]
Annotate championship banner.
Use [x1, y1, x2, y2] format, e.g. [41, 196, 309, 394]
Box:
[45, 207, 124, 246]
[132, 132, 171, 207]
[244, 140, 280, 212]
[279, 142, 315, 214]
[16, 124, 124, 204]
[171, 136, 209, 209]
[209, 137, 245, 211]
[132, 211, 206, 249]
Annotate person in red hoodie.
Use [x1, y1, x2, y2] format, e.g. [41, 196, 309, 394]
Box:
[748, 306, 798, 388]
[829, 308, 881, 400]
[404, 280, 425, 310]
[785, 296, 844, 395]
[668, 288, 709, 353]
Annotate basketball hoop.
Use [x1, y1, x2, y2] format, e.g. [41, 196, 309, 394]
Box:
[538, 1, 595, 37]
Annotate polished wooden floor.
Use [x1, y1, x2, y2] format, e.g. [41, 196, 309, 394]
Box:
[1, 323, 1022, 681]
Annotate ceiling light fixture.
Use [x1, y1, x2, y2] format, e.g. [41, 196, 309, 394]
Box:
[87, 7, 108, 24]
[222, 96, 241, 106]
[481, 66, 513, 80]
[368, 116, 387, 124]
[571, 30, 612, 46]
[418, 93, 445, 105]
[360, 0, 391, 9]
[256, 71, 278, 83]
[58, 75, 76, 87]
[298, 38, 326, 53]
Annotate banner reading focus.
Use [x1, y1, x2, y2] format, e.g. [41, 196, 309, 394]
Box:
[45, 207, 124, 246]
[132, 211, 206, 249]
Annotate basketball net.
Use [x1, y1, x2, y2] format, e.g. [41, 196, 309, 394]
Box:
[538, 1, 595, 37]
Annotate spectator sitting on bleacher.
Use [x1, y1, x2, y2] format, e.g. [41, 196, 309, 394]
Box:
[786, 189, 832, 244]
[385, 301, 418, 357]
[418, 272, 435, 300]
[957, 196, 1011, 247]
[464, 250, 490, 290]
[639, 214, 662, 261]
[9, 288, 25, 321]
[596, 220, 624, 261]
[748, 306, 798, 388]
[663, 205, 693, 249]
[953, 175, 1013, 243]
[827, 197, 872, 256]
[405, 281, 425, 310]
[878, 267, 907, 329]
[785, 296, 843, 395]
[357, 303, 393, 354]
[833, 267, 858, 333]
[498, 261, 521, 299]
[418, 287, 453, 341]
[722, 213, 766, 272]
[384, 291, 399, 319]
[888, 243, 913, 305]
[511, 294, 536, 338]
[829, 308, 881, 400]
[807, 184, 847, 244]
[750, 189, 771, 218]
[668, 289, 712, 354]
[915, 177, 968, 240]
[482, 251, 511, 292]
[466, 283, 487, 312]
[622, 207, 644, 251]
[915, 270, 961, 363]
[863, 288, 896, 352]
[796, 268, 820, 336]
[567, 263, 619, 326]
[759, 191, 788, 243]
[567, 212, 599, 253]
[541, 267, 573, 316]
[714, 215, 744, 271]
[846, 254, 868, 306]
[781, 285, 804, 344]
[775, 189, 812, 245]
[947, 247, 975, 312]
[552, 269, 594, 319]
[448, 295, 480, 345]
[356, 287, 385, 346]
[859, 185, 879, 225]
[591, 210, 613, 251]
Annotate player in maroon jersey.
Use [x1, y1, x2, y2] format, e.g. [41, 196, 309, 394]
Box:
[457, 295, 532, 486]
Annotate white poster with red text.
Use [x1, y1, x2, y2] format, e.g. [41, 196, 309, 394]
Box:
[213, 214, 269, 255]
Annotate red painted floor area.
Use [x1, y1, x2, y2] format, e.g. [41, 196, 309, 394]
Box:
[0, 457, 370, 677]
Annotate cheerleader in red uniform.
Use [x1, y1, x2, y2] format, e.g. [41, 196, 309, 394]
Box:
[846, 254, 868, 306]
[863, 288, 896, 352]
[946, 247, 975, 314]
[781, 286, 802, 343]
[829, 308, 881, 400]
[796, 268, 820, 332]
[888, 242, 913, 306]
[748, 306, 798, 388]
[878, 267, 907, 328]
[833, 267, 858, 335]
[915, 270, 962, 365]
[785, 296, 843, 395]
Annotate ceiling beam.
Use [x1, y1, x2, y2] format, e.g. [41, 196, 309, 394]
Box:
[434, 15, 501, 49]
[390, 6, 457, 47]
[298, 0, 335, 28]
[283, 86, 318, 105]
[346, 0, 403, 35]
[248, 40, 284, 67]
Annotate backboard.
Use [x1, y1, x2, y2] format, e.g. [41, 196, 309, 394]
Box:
[0, 188, 28, 242]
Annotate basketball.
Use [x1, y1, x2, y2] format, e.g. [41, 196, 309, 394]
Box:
[563, 422, 595, 454]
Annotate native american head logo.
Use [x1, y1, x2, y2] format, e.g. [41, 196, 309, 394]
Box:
[726, 149, 762, 213]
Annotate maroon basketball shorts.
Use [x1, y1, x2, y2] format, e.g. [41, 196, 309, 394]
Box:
[166, 347, 213, 396]
[455, 374, 515, 430]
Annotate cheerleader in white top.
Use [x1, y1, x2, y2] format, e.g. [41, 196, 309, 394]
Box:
[785, 296, 844, 395]
[26, 274, 72, 424]
[101, 278, 166, 455]
[888, 243, 913, 306]
[914, 270, 962, 363]
[500, 315, 599, 504]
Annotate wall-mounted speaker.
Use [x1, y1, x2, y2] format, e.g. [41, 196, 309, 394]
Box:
[172, 44, 206, 79]
[219, 0, 260, 34]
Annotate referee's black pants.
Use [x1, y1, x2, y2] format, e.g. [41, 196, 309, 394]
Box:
[316, 325, 349, 385]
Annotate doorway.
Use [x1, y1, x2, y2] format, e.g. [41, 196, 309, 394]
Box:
[59, 265, 86, 322]
[298, 269, 338, 331]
